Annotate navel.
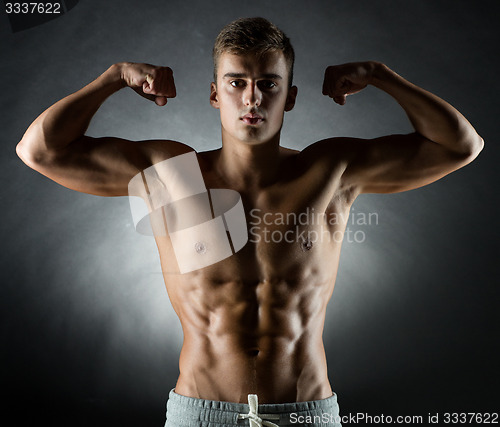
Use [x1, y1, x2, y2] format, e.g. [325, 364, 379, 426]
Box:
[248, 349, 260, 357]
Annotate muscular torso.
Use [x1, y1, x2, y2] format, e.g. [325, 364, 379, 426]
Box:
[153, 146, 357, 403]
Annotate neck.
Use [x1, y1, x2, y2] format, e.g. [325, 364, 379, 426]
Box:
[217, 131, 282, 190]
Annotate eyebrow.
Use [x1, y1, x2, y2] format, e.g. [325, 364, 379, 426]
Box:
[222, 73, 283, 80]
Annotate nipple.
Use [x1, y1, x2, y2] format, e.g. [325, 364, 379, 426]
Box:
[301, 237, 313, 252]
[195, 241, 207, 254]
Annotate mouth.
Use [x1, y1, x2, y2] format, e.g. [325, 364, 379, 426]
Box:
[241, 113, 264, 126]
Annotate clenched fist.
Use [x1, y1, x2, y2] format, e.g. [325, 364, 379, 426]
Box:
[119, 62, 176, 106]
[322, 61, 380, 105]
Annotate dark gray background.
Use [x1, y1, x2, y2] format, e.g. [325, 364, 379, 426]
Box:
[1, 0, 498, 425]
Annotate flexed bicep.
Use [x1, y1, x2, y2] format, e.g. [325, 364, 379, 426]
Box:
[27, 136, 194, 197]
[17, 62, 187, 196]
[342, 133, 476, 194]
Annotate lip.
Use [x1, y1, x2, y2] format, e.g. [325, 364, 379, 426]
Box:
[241, 113, 264, 125]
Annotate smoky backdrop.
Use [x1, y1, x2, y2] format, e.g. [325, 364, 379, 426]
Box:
[1, 0, 498, 425]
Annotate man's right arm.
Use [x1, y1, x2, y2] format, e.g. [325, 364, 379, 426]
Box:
[16, 62, 192, 196]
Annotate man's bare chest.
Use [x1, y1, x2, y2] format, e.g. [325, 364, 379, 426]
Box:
[141, 151, 352, 277]
[197, 163, 352, 278]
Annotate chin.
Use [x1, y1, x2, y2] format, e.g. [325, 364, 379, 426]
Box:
[223, 125, 279, 145]
[235, 130, 263, 143]
[241, 128, 281, 145]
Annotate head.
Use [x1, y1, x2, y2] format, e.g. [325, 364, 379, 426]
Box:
[213, 17, 295, 88]
[210, 18, 298, 145]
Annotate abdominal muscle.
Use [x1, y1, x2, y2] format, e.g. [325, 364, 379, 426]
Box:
[177, 328, 332, 404]
[159, 238, 340, 404]
[176, 319, 333, 404]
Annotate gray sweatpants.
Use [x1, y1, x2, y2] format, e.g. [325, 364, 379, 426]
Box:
[165, 389, 342, 426]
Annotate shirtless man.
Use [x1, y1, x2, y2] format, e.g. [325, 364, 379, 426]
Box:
[17, 17, 483, 427]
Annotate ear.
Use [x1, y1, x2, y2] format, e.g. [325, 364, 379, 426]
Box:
[285, 85, 298, 112]
[210, 82, 219, 109]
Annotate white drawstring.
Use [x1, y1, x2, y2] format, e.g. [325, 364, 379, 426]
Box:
[237, 394, 280, 427]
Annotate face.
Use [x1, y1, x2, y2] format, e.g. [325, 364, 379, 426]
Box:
[210, 51, 297, 145]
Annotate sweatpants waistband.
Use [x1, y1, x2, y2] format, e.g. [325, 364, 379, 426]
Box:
[165, 389, 342, 426]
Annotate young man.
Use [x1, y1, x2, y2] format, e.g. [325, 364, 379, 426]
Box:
[17, 17, 483, 427]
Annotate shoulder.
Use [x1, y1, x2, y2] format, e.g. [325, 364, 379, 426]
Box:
[138, 139, 196, 167]
[295, 137, 370, 201]
[298, 137, 364, 172]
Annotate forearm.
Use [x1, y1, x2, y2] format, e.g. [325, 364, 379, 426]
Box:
[17, 63, 125, 159]
[370, 62, 483, 156]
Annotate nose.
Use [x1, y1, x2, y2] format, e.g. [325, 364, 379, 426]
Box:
[243, 82, 262, 107]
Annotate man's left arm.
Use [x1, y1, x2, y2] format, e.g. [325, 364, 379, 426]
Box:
[319, 61, 484, 194]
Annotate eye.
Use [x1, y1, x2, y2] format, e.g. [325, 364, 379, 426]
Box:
[258, 80, 277, 90]
[230, 80, 245, 88]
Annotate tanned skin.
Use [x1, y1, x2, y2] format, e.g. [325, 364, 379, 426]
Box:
[16, 51, 483, 404]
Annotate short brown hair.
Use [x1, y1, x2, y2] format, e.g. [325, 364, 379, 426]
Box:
[213, 17, 295, 87]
